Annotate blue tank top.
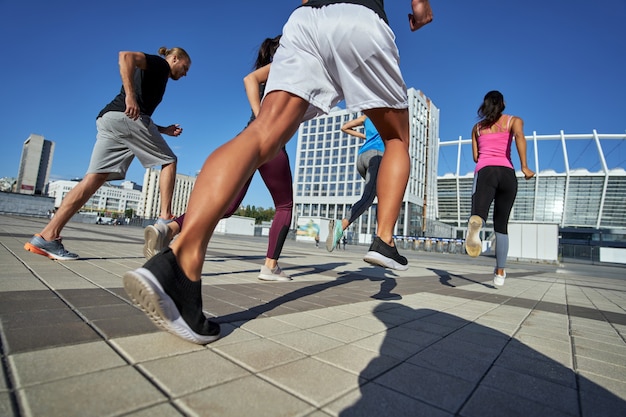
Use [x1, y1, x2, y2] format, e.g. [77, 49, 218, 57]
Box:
[358, 117, 385, 154]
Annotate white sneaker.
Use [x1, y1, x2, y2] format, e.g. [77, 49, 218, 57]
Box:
[493, 271, 506, 287]
[258, 265, 292, 282]
[143, 223, 173, 260]
[465, 215, 483, 257]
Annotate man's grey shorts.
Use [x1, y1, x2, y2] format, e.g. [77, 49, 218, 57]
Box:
[87, 111, 177, 181]
[265, 3, 409, 121]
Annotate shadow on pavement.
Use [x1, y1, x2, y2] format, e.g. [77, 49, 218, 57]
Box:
[339, 303, 626, 417]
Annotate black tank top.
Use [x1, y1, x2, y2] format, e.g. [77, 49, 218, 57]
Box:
[301, 0, 387, 24]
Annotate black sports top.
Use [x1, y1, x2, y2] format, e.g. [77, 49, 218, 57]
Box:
[97, 53, 170, 118]
[301, 0, 387, 24]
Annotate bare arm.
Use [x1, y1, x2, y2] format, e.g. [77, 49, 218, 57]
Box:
[408, 0, 433, 31]
[243, 64, 271, 118]
[471, 124, 479, 163]
[511, 117, 535, 180]
[118, 51, 147, 120]
[341, 115, 367, 139]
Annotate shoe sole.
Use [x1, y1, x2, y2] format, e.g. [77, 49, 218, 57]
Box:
[465, 215, 483, 257]
[123, 269, 220, 344]
[257, 274, 292, 282]
[143, 226, 165, 260]
[325, 220, 336, 252]
[23, 242, 79, 261]
[363, 251, 409, 271]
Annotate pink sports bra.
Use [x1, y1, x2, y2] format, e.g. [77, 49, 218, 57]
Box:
[475, 115, 514, 173]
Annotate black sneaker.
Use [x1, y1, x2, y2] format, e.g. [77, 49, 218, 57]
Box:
[123, 248, 220, 344]
[363, 236, 409, 271]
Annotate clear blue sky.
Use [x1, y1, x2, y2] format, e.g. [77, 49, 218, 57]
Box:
[2, 1, 625, 208]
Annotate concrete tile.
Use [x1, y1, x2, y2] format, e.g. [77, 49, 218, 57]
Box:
[260, 357, 361, 408]
[337, 315, 388, 333]
[497, 344, 576, 388]
[122, 402, 185, 417]
[574, 335, 626, 355]
[307, 307, 357, 322]
[309, 322, 372, 343]
[111, 332, 205, 363]
[139, 349, 251, 397]
[0, 362, 6, 391]
[214, 338, 306, 372]
[304, 410, 333, 417]
[385, 326, 442, 347]
[482, 364, 578, 415]
[579, 370, 626, 400]
[324, 384, 452, 417]
[314, 344, 401, 379]
[374, 362, 475, 413]
[273, 311, 333, 329]
[17, 367, 165, 417]
[579, 374, 626, 417]
[178, 375, 313, 417]
[576, 344, 626, 368]
[576, 356, 626, 382]
[461, 385, 575, 417]
[408, 345, 492, 384]
[352, 333, 423, 361]
[9, 341, 126, 387]
[270, 329, 344, 355]
[238, 317, 302, 337]
[208, 323, 261, 347]
[514, 333, 572, 353]
[0, 391, 14, 417]
[516, 325, 571, 342]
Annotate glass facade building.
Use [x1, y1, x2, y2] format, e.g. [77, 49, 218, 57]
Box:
[293, 88, 440, 243]
[437, 131, 626, 236]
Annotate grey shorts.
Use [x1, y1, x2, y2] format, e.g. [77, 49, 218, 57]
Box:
[87, 111, 177, 181]
[265, 3, 408, 121]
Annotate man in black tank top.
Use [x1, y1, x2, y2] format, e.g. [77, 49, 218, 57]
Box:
[24, 47, 191, 261]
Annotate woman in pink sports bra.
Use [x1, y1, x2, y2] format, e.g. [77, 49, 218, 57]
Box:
[464, 90, 535, 287]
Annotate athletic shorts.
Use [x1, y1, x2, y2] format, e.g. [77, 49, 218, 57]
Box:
[265, 3, 408, 121]
[87, 111, 177, 181]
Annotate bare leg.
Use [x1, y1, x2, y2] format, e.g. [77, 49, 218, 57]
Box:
[170, 91, 308, 281]
[363, 108, 410, 246]
[40, 173, 109, 241]
[159, 162, 176, 219]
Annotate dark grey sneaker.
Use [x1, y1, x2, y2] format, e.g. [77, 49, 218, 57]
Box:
[363, 237, 409, 271]
[24, 234, 79, 260]
[123, 248, 221, 344]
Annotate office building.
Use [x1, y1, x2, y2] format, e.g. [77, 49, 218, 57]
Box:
[141, 168, 196, 220]
[16, 134, 54, 195]
[293, 88, 440, 244]
[47, 179, 143, 216]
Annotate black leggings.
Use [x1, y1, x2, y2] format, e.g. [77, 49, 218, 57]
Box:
[471, 166, 517, 234]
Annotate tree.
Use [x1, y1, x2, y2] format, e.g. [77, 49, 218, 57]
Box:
[234, 205, 276, 224]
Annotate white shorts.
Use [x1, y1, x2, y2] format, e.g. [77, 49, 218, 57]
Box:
[265, 3, 408, 121]
[88, 112, 176, 181]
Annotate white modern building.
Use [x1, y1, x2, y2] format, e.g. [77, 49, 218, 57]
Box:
[292, 88, 440, 244]
[141, 168, 196, 220]
[16, 134, 54, 195]
[47, 180, 142, 216]
[437, 131, 626, 235]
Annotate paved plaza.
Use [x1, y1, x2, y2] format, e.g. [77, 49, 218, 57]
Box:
[0, 215, 625, 416]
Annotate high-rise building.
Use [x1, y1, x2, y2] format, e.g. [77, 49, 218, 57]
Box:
[16, 134, 54, 195]
[293, 88, 440, 244]
[141, 168, 196, 219]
